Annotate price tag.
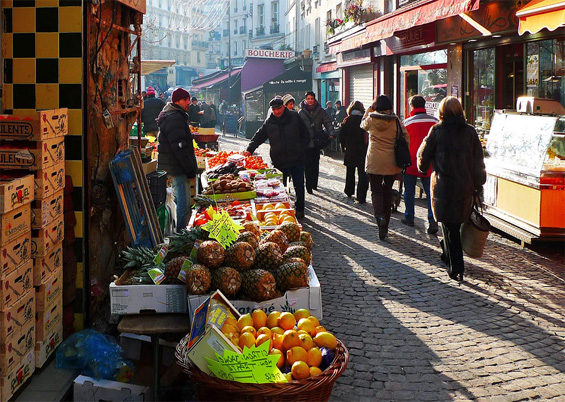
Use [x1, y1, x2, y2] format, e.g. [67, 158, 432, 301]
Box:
[204, 209, 244, 249]
[205, 341, 286, 384]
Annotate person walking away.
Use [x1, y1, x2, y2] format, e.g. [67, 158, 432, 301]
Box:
[335, 101, 347, 125]
[417, 96, 485, 281]
[402, 95, 440, 234]
[299, 91, 335, 194]
[200, 101, 212, 128]
[188, 97, 202, 127]
[156, 88, 198, 232]
[142, 90, 147, 101]
[141, 86, 165, 138]
[244, 96, 310, 219]
[339, 101, 369, 203]
[209, 101, 218, 127]
[282, 94, 297, 111]
[324, 101, 336, 121]
[361, 94, 410, 240]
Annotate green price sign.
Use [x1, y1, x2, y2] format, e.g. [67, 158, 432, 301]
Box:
[204, 209, 244, 249]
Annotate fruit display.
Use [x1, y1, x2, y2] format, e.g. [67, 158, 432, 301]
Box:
[211, 266, 242, 296]
[254, 242, 283, 271]
[224, 241, 256, 271]
[202, 174, 255, 195]
[241, 269, 277, 301]
[186, 264, 212, 295]
[191, 200, 253, 227]
[197, 240, 226, 268]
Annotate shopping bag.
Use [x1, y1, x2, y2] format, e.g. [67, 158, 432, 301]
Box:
[394, 118, 411, 171]
[461, 196, 490, 258]
[314, 130, 332, 150]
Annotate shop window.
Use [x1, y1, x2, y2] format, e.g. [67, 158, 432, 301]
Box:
[471, 48, 495, 138]
[527, 38, 565, 109]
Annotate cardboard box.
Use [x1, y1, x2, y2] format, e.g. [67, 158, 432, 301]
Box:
[186, 324, 241, 375]
[35, 294, 62, 341]
[196, 155, 206, 169]
[33, 162, 65, 199]
[0, 290, 35, 344]
[0, 174, 34, 214]
[0, 204, 31, 246]
[0, 259, 33, 310]
[0, 350, 34, 402]
[188, 265, 323, 321]
[0, 108, 68, 141]
[73, 375, 151, 402]
[142, 159, 157, 175]
[31, 189, 63, 229]
[0, 320, 34, 376]
[34, 320, 62, 369]
[1, 231, 31, 277]
[109, 282, 187, 315]
[31, 215, 64, 258]
[0, 137, 65, 170]
[33, 241, 62, 286]
[35, 266, 62, 311]
[196, 127, 216, 135]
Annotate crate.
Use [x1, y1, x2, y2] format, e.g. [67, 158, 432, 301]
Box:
[0, 108, 68, 141]
[146, 170, 167, 206]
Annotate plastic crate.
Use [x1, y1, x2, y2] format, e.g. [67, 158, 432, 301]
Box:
[147, 170, 167, 206]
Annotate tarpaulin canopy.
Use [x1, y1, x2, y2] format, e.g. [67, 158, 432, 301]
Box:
[140, 60, 175, 75]
[516, 0, 565, 35]
[190, 68, 242, 91]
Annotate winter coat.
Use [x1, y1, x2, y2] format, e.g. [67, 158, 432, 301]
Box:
[188, 103, 201, 125]
[299, 101, 335, 149]
[361, 109, 409, 176]
[403, 108, 439, 177]
[200, 102, 212, 126]
[141, 95, 165, 133]
[246, 108, 310, 170]
[417, 116, 486, 223]
[335, 106, 347, 125]
[339, 112, 367, 168]
[210, 104, 217, 121]
[156, 103, 198, 177]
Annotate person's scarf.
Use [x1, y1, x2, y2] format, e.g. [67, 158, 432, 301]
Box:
[302, 101, 318, 113]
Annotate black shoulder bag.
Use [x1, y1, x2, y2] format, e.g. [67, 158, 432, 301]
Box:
[394, 117, 412, 173]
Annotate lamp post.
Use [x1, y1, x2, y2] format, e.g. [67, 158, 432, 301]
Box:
[227, 1, 232, 111]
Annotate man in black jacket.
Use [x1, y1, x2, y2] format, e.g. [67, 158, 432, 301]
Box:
[141, 86, 165, 137]
[244, 96, 310, 219]
[188, 97, 202, 126]
[157, 88, 198, 231]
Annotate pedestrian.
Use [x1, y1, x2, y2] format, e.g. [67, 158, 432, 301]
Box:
[243, 96, 310, 219]
[156, 88, 199, 232]
[200, 101, 212, 128]
[361, 94, 409, 240]
[209, 100, 218, 127]
[141, 90, 147, 101]
[159, 92, 165, 101]
[299, 91, 335, 194]
[335, 100, 347, 124]
[141, 86, 165, 137]
[188, 97, 202, 126]
[339, 100, 369, 204]
[282, 94, 296, 111]
[324, 101, 336, 120]
[219, 99, 227, 127]
[417, 96, 486, 281]
[402, 95, 440, 234]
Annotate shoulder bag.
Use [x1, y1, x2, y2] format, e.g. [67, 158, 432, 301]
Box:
[394, 118, 411, 172]
[460, 195, 491, 258]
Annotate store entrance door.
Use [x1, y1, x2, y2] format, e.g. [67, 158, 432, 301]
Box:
[400, 64, 447, 119]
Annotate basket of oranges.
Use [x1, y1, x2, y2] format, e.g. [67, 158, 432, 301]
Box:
[175, 309, 349, 402]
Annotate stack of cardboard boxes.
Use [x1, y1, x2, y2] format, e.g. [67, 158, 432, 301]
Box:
[0, 108, 67, 401]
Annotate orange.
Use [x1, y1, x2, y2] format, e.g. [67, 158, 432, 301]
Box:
[239, 332, 256, 349]
[278, 312, 296, 330]
[298, 333, 315, 350]
[307, 316, 320, 327]
[237, 313, 253, 331]
[297, 330, 309, 336]
[306, 347, 322, 367]
[252, 309, 268, 329]
[266, 311, 281, 328]
[286, 346, 308, 366]
[221, 323, 239, 337]
[224, 316, 238, 328]
[272, 333, 285, 351]
[313, 325, 327, 336]
[313, 332, 337, 350]
[257, 327, 272, 339]
[256, 334, 271, 347]
[281, 330, 301, 350]
[270, 348, 285, 368]
[291, 361, 310, 380]
[275, 203, 287, 209]
[241, 325, 257, 338]
[297, 318, 316, 335]
[271, 326, 285, 336]
[309, 366, 322, 377]
[293, 309, 311, 321]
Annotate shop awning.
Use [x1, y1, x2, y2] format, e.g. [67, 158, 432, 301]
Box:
[330, 0, 480, 54]
[141, 60, 176, 76]
[190, 68, 242, 91]
[517, 0, 565, 35]
[316, 62, 338, 73]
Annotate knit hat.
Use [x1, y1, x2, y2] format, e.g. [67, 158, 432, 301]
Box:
[269, 96, 284, 108]
[282, 94, 295, 105]
[375, 94, 393, 112]
[172, 88, 190, 102]
[146, 86, 155, 96]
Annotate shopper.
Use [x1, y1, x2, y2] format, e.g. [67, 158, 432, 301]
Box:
[417, 96, 486, 281]
[188, 97, 202, 126]
[282, 94, 296, 111]
[324, 101, 336, 120]
[141, 86, 165, 137]
[339, 101, 369, 203]
[402, 95, 440, 234]
[156, 88, 198, 232]
[200, 101, 212, 128]
[361, 94, 409, 240]
[209, 100, 218, 127]
[299, 91, 335, 194]
[244, 96, 310, 219]
[335, 100, 347, 124]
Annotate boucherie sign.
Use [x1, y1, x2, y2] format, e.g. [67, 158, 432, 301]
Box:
[245, 49, 294, 59]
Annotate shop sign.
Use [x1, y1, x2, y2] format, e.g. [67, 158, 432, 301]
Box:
[385, 24, 435, 55]
[245, 49, 294, 59]
[436, 1, 518, 44]
[117, 0, 146, 14]
[316, 62, 338, 73]
[266, 78, 308, 85]
[337, 48, 372, 68]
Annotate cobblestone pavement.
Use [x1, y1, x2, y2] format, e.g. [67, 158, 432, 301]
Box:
[218, 134, 565, 401]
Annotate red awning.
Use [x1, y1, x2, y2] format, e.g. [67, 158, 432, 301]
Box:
[315, 62, 338, 73]
[330, 0, 480, 54]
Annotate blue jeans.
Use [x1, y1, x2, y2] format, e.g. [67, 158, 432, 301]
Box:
[282, 165, 305, 212]
[171, 175, 191, 232]
[403, 174, 435, 223]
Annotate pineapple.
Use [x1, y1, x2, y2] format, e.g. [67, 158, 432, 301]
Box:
[225, 242, 255, 271]
[119, 246, 155, 270]
[211, 266, 242, 296]
[236, 231, 260, 250]
[186, 264, 212, 295]
[164, 256, 188, 284]
[242, 221, 262, 237]
[241, 269, 277, 301]
[283, 245, 311, 266]
[254, 242, 283, 271]
[276, 221, 301, 243]
[288, 241, 307, 248]
[299, 231, 313, 250]
[281, 255, 308, 266]
[272, 260, 309, 291]
[262, 229, 289, 254]
[165, 227, 202, 261]
[197, 240, 225, 268]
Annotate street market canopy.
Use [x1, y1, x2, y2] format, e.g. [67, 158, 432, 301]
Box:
[140, 60, 176, 76]
[516, 0, 565, 35]
[191, 68, 243, 91]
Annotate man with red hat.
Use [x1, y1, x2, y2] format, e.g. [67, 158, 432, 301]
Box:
[141, 86, 165, 137]
[156, 88, 198, 231]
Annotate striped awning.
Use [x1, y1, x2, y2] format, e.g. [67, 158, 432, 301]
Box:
[517, 0, 565, 35]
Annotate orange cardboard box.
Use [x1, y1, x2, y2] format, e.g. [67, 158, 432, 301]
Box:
[0, 260, 33, 310]
[0, 204, 31, 246]
[0, 350, 34, 402]
[33, 241, 62, 286]
[35, 294, 62, 341]
[1, 231, 31, 277]
[35, 320, 62, 369]
[0, 174, 34, 214]
[31, 215, 64, 258]
[33, 162, 65, 199]
[35, 267, 62, 311]
[31, 189, 63, 229]
[0, 108, 68, 141]
[0, 290, 35, 344]
[0, 320, 34, 377]
[0, 137, 65, 170]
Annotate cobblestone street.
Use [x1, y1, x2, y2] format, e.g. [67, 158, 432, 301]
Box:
[219, 134, 565, 401]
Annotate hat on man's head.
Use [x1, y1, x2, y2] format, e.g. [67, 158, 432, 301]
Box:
[172, 88, 190, 103]
[335, 100, 341, 106]
[269, 96, 284, 108]
[191, 97, 198, 102]
[146, 87, 155, 96]
[282, 94, 295, 105]
[375, 94, 393, 112]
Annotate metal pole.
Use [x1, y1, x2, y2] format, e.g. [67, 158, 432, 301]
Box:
[227, 1, 232, 109]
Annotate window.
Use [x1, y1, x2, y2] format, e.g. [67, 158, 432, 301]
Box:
[197, 52, 201, 63]
[336, 3, 341, 17]
[315, 18, 320, 50]
[235, 41, 238, 56]
[471, 48, 495, 137]
[327, 10, 332, 22]
[258, 4, 265, 27]
[527, 38, 565, 108]
[176, 33, 180, 48]
[272, 1, 279, 24]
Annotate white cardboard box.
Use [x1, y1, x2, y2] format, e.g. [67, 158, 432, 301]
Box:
[109, 282, 187, 315]
[73, 375, 152, 402]
[187, 265, 322, 321]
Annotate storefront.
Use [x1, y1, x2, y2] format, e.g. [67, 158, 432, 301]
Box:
[316, 62, 342, 107]
[337, 48, 375, 109]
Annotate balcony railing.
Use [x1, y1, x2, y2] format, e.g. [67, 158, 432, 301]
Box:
[192, 40, 209, 49]
[239, 26, 247, 34]
[256, 26, 265, 36]
[270, 23, 279, 34]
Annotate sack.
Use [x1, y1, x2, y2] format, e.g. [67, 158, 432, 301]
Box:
[313, 130, 331, 150]
[394, 119, 411, 170]
[461, 197, 490, 258]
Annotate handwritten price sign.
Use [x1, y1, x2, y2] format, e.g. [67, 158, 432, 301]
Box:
[204, 209, 244, 249]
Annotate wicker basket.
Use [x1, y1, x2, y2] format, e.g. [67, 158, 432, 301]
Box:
[193, 133, 220, 143]
[175, 334, 349, 402]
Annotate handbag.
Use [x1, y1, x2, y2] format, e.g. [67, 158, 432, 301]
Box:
[461, 195, 491, 258]
[313, 129, 332, 150]
[394, 118, 412, 172]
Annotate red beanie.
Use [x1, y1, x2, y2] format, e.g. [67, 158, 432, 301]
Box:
[146, 87, 155, 96]
[172, 88, 190, 103]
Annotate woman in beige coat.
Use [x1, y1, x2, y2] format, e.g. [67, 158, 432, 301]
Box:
[361, 95, 409, 240]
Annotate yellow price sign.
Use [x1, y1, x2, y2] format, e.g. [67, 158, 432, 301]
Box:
[204, 209, 244, 249]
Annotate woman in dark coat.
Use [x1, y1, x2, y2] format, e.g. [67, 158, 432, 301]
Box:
[339, 100, 369, 203]
[417, 96, 486, 281]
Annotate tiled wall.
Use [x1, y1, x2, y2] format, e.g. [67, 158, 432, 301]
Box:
[2, 0, 84, 330]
